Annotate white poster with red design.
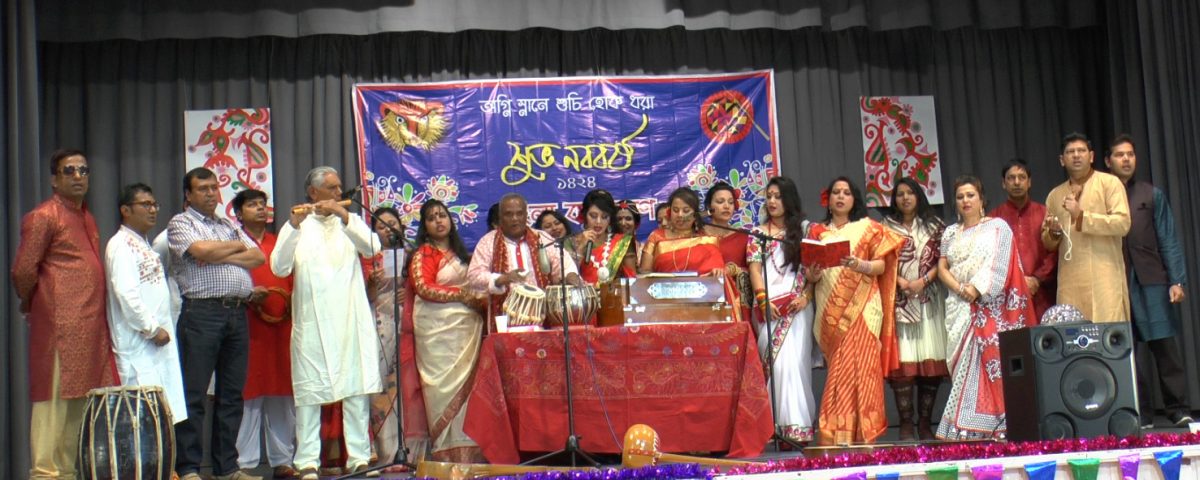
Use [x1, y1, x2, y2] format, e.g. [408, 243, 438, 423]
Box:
[859, 96, 943, 207]
[183, 108, 275, 222]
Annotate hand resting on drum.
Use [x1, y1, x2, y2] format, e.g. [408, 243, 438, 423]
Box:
[496, 269, 527, 287]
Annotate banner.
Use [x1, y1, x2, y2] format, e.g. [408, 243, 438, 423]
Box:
[1119, 453, 1140, 480]
[1154, 450, 1183, 480]
[926, 465, 959, 480]
[183, 108, 275, 222]
[354, 71, 779, 247]
[1069, 458, 1101, 480]
[971, 464, 1004, 480]
[859, 96, 943, 207]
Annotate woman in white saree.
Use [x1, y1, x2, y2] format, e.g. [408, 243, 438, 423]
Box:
[408, 200, 486, 462]
[936, 176, 1036, 440]
[746, 176, 816, 443]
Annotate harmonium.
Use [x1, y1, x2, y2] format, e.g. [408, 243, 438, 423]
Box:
[596, 273, 734, 327]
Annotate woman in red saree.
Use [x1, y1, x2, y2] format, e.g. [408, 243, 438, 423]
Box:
[567, 190, 636, 285]
[805, 177, 903, 445]
[704, 182, 751, 323]
[935, 177, 1036, 440]
[639, 187, 725, 276]
[639, 188, 743, 321]
[407, 200, 487, 462]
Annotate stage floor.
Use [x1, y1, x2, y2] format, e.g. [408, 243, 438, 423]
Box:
[231, 422, 1196, 479]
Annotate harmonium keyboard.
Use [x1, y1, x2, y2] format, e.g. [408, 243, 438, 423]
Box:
[596, 273, 734, 327]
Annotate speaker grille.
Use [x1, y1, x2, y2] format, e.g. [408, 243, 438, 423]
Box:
[1059, 357, 1118, 420]
[1034, 328, 1063, 361]
[1041, 413, 1075, 440]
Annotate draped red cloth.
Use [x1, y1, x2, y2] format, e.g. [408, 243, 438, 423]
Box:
[464, 323, 773, 463]
[243, 231, 295, 399]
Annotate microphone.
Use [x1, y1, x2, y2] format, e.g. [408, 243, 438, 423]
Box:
[538, 234, 571, 250]
[583, 239, 594, 263]
[341, 185, 363, 201]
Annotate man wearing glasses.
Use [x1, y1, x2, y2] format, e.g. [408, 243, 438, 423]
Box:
[104, 184, 187, 427]
[168, 167, 265, 480]
[12, 149, 118, 479]
[1042, 132, 1132, 323]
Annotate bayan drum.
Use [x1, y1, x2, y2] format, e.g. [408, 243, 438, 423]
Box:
[503, 284, 546, 328]
[78, 385, 176, 480]
[545, 285, 600, 328]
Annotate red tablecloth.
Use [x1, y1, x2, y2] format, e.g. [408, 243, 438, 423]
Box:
[464, 322, 773, 464]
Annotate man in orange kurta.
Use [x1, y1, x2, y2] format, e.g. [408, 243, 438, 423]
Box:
[11, 149, 118, 479]
[1042, 133, 1131, 322]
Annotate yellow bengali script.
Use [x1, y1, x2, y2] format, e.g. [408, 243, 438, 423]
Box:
[500, 114, 649, 186]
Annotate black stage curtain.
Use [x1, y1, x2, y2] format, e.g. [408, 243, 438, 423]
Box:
[35, 0, 1102, 41]
[4, 0, 1200, 476]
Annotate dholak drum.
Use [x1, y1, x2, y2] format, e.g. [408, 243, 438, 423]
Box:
[545, 285, 600, 327]
[503, 284, 546, 328]
[78, 385, 176, 480]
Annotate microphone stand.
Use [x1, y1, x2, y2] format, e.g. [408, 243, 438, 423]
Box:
[338, 193, 417, 479]
[703, 221, 806, 452]
[522, 234, 599, 467]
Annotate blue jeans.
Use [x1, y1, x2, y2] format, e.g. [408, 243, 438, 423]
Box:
[174, 299, 250, 476]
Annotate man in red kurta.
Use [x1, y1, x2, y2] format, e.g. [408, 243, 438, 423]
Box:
[11, 149, 118, 479]
[231, 189, 297, 477]
[989, 159, 1058, 319]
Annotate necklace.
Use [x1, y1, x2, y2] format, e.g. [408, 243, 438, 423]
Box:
[591, 233, 614, 282]
[671, 242, 693, 272]
[767, 227, 788, 276]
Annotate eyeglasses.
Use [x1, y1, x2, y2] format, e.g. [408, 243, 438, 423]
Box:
[128, 201, 159, 210]
[57, 165, 90, 177]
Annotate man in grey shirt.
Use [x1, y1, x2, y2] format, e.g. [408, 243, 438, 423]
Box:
[168, 167, 264, 480]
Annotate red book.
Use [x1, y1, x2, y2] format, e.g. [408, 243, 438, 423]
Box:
[800, 238, 850, 269]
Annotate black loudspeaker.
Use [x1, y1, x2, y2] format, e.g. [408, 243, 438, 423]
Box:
[999, 322, 1141, 441]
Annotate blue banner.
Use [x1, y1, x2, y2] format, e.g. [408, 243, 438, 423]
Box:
[353, 71, 779, 247]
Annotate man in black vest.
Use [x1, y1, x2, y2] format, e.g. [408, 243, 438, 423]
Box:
[1106, 134, 1193, 428]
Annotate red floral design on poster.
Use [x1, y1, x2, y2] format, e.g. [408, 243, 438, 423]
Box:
[860, 96, 943, 207]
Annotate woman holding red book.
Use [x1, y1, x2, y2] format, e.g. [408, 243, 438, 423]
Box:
[804, 176, 903, 446]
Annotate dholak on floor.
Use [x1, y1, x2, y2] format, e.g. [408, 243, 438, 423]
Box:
[77, 385, 176, 479]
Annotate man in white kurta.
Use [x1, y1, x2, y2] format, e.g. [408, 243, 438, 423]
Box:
[105, 184, 187, 424]
[270, 167, 381, 478]
[466, 193, 581, 326]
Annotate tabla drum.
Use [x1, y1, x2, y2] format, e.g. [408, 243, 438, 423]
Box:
[77, 385, 176, 480]
[503, 284, 546, 328]
[545, 285, 600, 328]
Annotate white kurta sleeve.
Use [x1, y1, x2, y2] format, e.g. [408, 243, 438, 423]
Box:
[106, 237, 157, 336]
[342, 215, 381, 257]
[467, 231, 507, 294]
[271, 221, 301, 277]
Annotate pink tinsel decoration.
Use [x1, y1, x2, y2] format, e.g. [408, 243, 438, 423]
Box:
[762, 433, 1200, 474]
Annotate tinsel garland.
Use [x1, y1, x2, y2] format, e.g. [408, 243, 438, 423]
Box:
[418, 433, 1200, 480]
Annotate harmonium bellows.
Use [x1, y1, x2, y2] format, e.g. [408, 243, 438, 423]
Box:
[596, 273, 734, 327]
